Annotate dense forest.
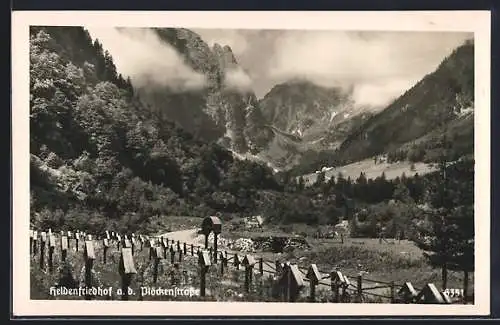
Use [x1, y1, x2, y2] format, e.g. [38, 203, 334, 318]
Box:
[29, 25, 474, 262]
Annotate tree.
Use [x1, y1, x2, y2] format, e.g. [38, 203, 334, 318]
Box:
[411, 123, 474, 292]
[297, 176, 305, 191]
[392, 182, 413, 204]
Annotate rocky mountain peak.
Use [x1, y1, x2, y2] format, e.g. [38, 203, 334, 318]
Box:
[212, 42, 238, 72]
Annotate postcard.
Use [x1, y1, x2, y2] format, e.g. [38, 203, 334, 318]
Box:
[12, 10, 491, 316]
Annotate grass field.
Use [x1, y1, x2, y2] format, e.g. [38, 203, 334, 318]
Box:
[302, 158, 437, 184]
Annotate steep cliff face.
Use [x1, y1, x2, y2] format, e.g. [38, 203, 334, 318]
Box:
[132, 28, 273, 155]
[259, 80, 357, 139]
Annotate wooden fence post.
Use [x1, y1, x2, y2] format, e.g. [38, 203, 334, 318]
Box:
[183, 242, 187, 255]
[341, 276, 351, 302]
[84, 240, 96, 300]
[234, 254, 240, 270]
[213, 233, 218, 264]
[220, 252, 225, 275]
[178, 247, 183, 263]
[356, 275, 363, 303]
[119, 248, 137, 301]
[190, 244, 194, 256]
[463, 271, 469, 304]
[390, 281, 396, 303]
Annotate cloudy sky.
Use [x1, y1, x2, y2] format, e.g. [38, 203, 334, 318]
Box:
[86, 27, 472, 108]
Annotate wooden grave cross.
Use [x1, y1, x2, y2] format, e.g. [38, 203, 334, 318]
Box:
[330, 270, 346, 302]
[306, 264, 321, 302]
[280, 264, 304, 302]
[148, 239, 156, 261]
[415, 283, 450, 304]
[83, 240, 96, 300]
[198, 250, 211, 297]
[153, 246, 163, 283]
[29, 230, 34, 255]
[103, 238, 109, 264]
[242, 255, 257, 293]
[75, 232, 80, 252]
[169, 245, 175, 264]
[60, 236, 68, 262]
[39, 232, 47, 270]
[32, 230, 38, 255]
[116, 234, 122, 250]
[119, 248, 137, 301]
[398, 282, 418, 303]
[48, 234, 56, 272]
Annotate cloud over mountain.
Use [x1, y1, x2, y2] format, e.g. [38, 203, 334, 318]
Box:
[86, 27, 207, 91]
[195, 29, 472, 108]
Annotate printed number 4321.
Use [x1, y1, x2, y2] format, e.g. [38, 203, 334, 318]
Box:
[444, 288, 464, 298]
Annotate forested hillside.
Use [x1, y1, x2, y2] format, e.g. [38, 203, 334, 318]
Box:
[29, 26, 288, 234]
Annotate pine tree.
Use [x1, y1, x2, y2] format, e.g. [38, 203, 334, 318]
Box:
[411, 116, 474, 293]
[297, 176, 305, 191]
[392, 182, 412, 203]
[314, 171, 326, 187]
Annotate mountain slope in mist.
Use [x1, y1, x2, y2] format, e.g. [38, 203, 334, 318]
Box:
[336, 40, 474, 164]
[249, 79, 375, 169]
[114, 28, 376, 171]
[124, 27, 274, 155]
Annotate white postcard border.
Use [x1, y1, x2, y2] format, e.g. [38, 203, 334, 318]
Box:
[12, 10, 491, 316]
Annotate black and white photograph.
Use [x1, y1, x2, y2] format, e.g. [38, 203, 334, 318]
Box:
[12, 11, 490, 316]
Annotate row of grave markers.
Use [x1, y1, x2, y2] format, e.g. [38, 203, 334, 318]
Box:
[29, 229, 453, 304]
